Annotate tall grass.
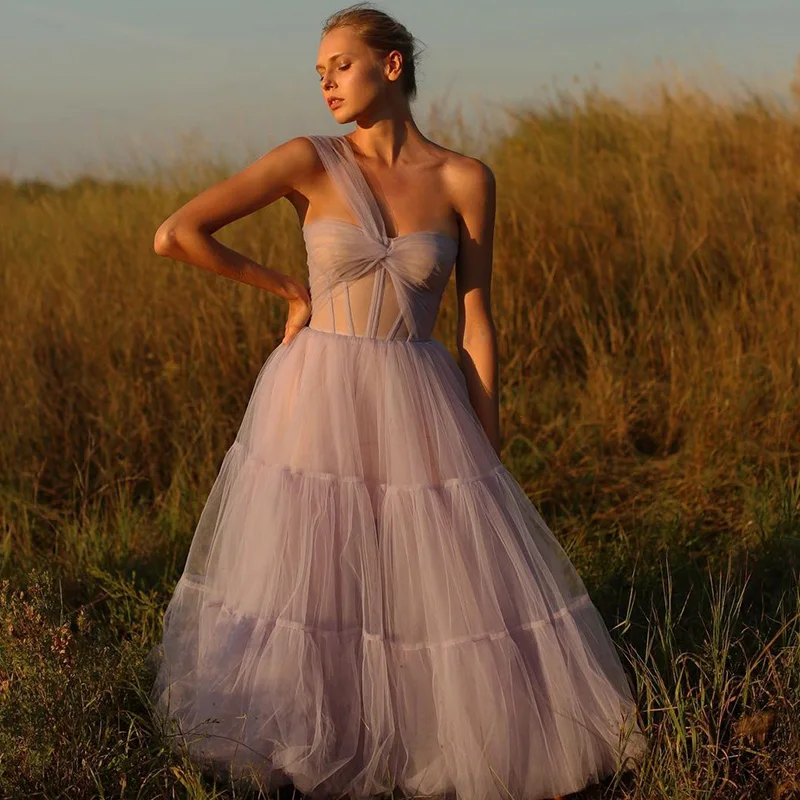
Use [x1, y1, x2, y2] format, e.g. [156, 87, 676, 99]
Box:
[2, 70, 800, 796]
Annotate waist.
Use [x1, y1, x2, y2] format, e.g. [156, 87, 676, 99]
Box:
[304, 323, 432, 345]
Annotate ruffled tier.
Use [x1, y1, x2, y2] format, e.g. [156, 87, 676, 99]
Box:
[148, 327, 645, 799]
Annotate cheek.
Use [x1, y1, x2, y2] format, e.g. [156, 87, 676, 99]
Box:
[352, 64, 384, 97]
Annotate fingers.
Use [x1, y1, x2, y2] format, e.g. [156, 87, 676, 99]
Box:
[281, 322, 302, 345]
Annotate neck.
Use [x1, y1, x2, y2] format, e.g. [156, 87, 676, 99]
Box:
[347, 111, 425, 167]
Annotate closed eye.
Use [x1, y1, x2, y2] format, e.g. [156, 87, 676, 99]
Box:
[318, 63, 351, 82]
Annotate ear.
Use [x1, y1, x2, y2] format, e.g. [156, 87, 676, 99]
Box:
[384, 50, 404, 85]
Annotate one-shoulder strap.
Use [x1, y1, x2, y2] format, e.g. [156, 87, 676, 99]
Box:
[305, 135, 387, 243]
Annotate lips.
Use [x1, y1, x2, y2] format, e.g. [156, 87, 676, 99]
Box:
[328, 97, 344, 109]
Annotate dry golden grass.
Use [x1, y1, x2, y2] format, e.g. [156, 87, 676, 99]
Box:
[4, 75, 800, 574]
[3, 69, 800, 797]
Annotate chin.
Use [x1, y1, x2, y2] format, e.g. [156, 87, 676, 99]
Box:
[329, 107, 358, 124]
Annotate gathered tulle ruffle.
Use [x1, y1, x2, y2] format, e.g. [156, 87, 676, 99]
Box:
[148, 326, 645, 800]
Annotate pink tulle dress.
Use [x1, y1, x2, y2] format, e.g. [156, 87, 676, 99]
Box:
[148, 134, 646, 800]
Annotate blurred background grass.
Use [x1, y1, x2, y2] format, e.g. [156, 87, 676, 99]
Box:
[2, 72, 800, 797]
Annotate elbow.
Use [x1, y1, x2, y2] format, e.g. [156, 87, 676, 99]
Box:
[458, 316, 497, 352]
[153, 225, 173, 256]
[153, 223, 178, 257]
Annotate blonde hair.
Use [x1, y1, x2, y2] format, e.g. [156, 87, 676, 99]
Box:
[322, 3, 424, 101]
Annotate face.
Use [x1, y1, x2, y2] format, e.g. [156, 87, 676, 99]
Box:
[316, 26, 404, 122]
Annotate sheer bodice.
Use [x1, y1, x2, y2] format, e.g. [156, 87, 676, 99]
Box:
[303, 135, 459, 341]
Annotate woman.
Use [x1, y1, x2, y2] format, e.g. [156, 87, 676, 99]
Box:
[147, 4, 646, 799]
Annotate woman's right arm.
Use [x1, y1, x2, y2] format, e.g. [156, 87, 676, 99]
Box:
[153, 136, 317, 306]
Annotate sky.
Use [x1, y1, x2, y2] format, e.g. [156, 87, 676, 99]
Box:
[2, 0, 799, 183]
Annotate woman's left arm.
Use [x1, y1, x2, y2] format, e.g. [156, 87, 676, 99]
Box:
[451, 157, 500, 456]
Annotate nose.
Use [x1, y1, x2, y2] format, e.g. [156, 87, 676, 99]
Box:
[321, 72, 336, 91]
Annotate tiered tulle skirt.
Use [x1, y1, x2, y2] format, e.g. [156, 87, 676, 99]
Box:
[147, 325, 645, 800]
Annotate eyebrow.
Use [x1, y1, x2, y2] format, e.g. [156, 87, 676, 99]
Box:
[315, 52, 354, 71]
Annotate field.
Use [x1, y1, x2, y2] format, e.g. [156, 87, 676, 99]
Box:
[2, 73, 800, 798]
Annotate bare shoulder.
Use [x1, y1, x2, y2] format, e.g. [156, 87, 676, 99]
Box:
[236, 134, 328, 196]
[266, 135, 323, 187]
[433, 146, 496, 214]
[423, 144, 495, 238]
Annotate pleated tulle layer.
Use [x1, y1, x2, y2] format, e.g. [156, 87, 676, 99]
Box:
[148, 326, 645, 800]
